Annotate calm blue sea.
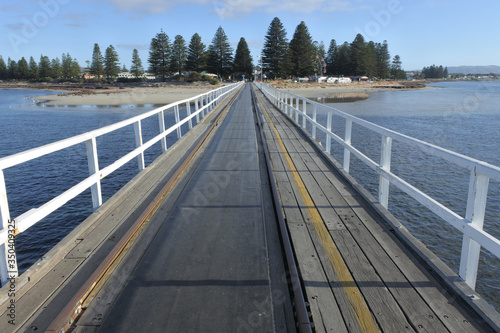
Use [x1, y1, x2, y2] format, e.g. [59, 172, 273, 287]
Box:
[0, 90, 185, 271]
[0, 82, 498, 310]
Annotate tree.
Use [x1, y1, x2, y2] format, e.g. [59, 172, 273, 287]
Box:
[391, 55, 406, 79]
[262, 17, 289, 79]
[337, 42, 351, 75]
[326, 39, 338, 75]
[207, 26, 233, 79]
[90, 43, 104, 76]
[104, 45, 120, 77]
[375, 41, 391, 79]
[0, 56, 7, 80]
[350, 33, 368, 76]
[233, 37, 253, 79]
[130, 49, 144, 78]
[28, 56, 39, 80]
[289, 21, 316, 77]
[8, 59, 18, 80]
[171, 35, 187, 76]
[122, 64, 128, 72]
[148, 29, 171, 80]
[186, 33, 206, 72]
[71, 58, 81, 78]
[17, 57, 29, 80]
[51, 57, 61, 79]
[313, 41, 327, 76]
[62, 53, 73, 79]
[39, 55, 51, 79]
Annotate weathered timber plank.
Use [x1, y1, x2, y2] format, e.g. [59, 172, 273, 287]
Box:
[0, 259, 82, 333]
[268, 98, 495, 333]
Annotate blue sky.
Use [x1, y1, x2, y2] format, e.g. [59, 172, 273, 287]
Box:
[1, 0, 499, 71]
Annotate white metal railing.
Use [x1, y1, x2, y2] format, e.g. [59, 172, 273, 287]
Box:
[256, 82, 500, 291]
[0, 81, 243, 284]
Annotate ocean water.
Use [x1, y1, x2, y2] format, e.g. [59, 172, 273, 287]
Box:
[0, 89, 188, 272]
[0, 83, 499, 310]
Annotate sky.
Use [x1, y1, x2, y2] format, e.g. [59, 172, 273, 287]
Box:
[1, 0, 499, 71]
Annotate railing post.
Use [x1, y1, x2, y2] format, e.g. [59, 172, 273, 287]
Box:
[312, 105, 317, 140]
[284, 94, 289, 116]
[0, 169, 17, 285]
[460, 168, 489, 289]
[174, 104, 182, 139]
[379, 136, 392, 209]
[133, 121, 145, 171]
[302, 99, 307, 129]
[200, 95, 205, 118]
[158, 110, 167, 152]
[344, 119, 352, 173]
[326, 111, 332, 154]
[85, 138, 102, 210]
[186, 101, 193, 130]
[195, 98, 200, 124]
[295, 96, 300, 123]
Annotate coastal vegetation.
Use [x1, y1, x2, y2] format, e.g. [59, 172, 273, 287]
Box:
[0, 17, 427, 83]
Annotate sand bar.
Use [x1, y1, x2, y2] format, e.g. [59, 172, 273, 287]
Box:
[1, 80, 428, 106]
[35, 85, 218, 106]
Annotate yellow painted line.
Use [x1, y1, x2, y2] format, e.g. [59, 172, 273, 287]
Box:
[256, 94, 379, 333]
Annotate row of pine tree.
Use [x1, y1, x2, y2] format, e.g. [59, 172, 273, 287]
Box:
[262, 18, 406, 80]
[0, 17, 410, 82]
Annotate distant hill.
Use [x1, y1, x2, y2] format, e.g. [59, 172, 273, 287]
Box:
[446, 65, 500, 74]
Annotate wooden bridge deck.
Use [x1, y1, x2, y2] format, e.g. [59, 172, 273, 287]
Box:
[0, 84, 498, 332]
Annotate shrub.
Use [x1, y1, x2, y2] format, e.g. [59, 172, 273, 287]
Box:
[187, 72, 202, 82]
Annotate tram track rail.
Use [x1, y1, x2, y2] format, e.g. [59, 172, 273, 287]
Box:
[250, 85, 313, 333]
[46, 83, 312, 333]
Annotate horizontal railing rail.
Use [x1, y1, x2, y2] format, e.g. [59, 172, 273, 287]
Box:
[0, 81, 243, 284]
[256, 82, 500, 291]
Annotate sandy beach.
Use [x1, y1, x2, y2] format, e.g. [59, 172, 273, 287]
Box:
[1, 80, 428, 106]
[34, 84, 218, 106]
[270, 80, 429, 100]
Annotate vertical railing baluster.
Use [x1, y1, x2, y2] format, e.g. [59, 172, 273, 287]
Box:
[174, 104, 182, 139]
[0, 169, 16, 285]
[344, 119, 352, 173]
[312, 105, 317, 140]
[379, 135, 392, 209]
[460, 168, 489, 289]
[294, 97, 299, 123]
[85, 137, 102, 210]
[186, 101, 192, 130]
[195, 98, 200, 124]
[326, 111, 332, 154]
[158, 110, 167, 152]
[302, 99, 307, 129]
[134, 121, 145, 171]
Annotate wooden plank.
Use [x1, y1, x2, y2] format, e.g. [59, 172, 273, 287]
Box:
[265, 96, 495, 333]
[274, 134, 413, 332]
[303, 150, 492, 332]
[261, 109, 366, 333]
[0, 259, 82, 332]
[287, 223, 350, 333]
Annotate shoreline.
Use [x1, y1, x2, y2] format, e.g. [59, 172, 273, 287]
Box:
[272, 81, 431, 101]
[0, 80, 430, 106]
[0, 82, 219, 106]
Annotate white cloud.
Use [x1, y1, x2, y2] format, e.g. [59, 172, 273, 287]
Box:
[213, 0, 271, 19]
[90, 0, 372, 17]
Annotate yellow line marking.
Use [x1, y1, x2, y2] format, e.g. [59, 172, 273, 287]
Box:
[256, 93, 379, 333]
